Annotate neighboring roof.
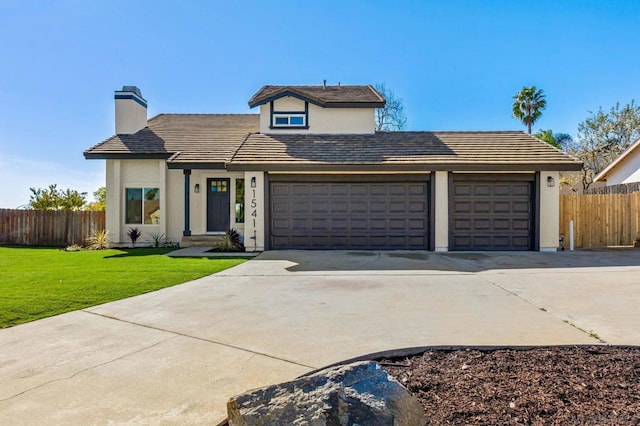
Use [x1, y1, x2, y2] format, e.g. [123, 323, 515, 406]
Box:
[84, 114, 259, 168]
[247, 85, 385, 108]
[593, 137, 640, 182]
[228, 131, 583, 172]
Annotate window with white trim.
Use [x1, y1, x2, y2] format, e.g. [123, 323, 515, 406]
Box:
[272, 113, 306, 127]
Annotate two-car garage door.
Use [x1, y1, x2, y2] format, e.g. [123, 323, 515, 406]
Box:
[269, 176, 430, 250]
[268, 174, 535, 251]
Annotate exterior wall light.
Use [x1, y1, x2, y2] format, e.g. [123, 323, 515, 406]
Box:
[251, 177, 256, 188]
[194, 183, 200, 193]
[547, 176, 555, 187]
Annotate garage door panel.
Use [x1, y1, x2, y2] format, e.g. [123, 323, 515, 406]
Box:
[351, 201, 367, 213]
[271, 184, 289, 196]
[493, 218, 510, 230]
[493, 185, 511, 196]
[512, 236, 531, 247]
[454, 201, 471, 213]
[512, 219, 531, 230]
[455, 185, 472, 196]
[493, 201, 511, 213]
[331, 201, 348, 213]
[370, 201, 386, 213]
[473, 185, 492, 196]
[512, 201, 531, 213]
[389, 185, 407, 196]
[311, 201, 328, 213]
[512, 184, 531, 196]
[270, 178, 430, 249]
[409, 219, 426, 229]
[409, 201, 426, 212]
[473, 201, 491, 213]
[451, 177, 534, 251]
[351, 185, 367, 196]
[311, 185, 329, 196]
[389, 201, 406, 213]
[330, 218, 348, 229]
[409, 185, 426, 196]
[474, 219, 491, 230]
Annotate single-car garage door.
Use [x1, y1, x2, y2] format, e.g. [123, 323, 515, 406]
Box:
[269, 175, 430, 250]
[450, 174, 535, 251]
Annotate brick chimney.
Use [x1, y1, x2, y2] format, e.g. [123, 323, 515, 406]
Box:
[114, 86, 147, 134]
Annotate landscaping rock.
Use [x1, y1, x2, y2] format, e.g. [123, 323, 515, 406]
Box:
[227, 360, 426, 426]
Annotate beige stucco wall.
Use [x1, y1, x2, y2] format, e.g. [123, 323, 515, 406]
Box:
[106, 159, 165, 244]
[105, 159, 120, 244]
[187, 170, 245, 237]
[604, 149, 640, 185]
[107, 162, 247, 246]
[258, 96, 375, 134]
[115, 98, 147, 134]
[106, 163, 561, 252]
[166, 168, 185, 244]
[539, 171, 560, 251]
[434, 171, 449, 251]
[243, 171, 265, 251]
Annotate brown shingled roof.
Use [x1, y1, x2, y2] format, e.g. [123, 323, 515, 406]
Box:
[85, 115, 582, 171]
[84, 114, 259, 166]
[248, 85, 385, 108]
[227, 131, 583, 172]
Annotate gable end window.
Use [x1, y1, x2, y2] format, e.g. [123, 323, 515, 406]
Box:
[272, 113, 306, 128]
[270, 100, 309, 129]
[125, 187, 160, 224]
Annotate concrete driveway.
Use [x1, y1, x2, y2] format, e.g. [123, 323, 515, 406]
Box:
[1, 249, 640, 424]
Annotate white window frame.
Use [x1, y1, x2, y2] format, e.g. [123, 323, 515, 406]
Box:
[272, 113, 306, 127]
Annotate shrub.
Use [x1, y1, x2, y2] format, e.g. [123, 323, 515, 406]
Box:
[127, 227, 142, 248]
[214, 229, 244, 252]
[86, 229, 110, 250]
[146, 232, 167, 248]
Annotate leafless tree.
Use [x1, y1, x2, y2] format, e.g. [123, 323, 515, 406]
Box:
[374, 83, 407, 131]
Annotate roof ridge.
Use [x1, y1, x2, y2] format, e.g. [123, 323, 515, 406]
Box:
[229, 132, 253, 164]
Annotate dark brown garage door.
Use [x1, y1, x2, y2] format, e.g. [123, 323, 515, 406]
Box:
[450, 175, 535, 251]
[269, 176, 430, 249]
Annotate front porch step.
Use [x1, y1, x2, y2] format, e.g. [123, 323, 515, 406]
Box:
[181, 235, 225, 247]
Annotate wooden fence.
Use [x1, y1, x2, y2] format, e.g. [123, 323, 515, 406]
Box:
[560, 192, 640, 248]
[0, 209, 106, 247]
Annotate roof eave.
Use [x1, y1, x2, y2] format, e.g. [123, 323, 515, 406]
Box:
[227, 162, 584, 172]
[248, 89, 385, 109]
[166, 162, 227, 170]
[83, 152, 172, 160]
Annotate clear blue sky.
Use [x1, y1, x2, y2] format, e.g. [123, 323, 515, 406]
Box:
[1, 0, 639, 208]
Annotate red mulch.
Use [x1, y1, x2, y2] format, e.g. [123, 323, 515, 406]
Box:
[381, 346, 640, 425]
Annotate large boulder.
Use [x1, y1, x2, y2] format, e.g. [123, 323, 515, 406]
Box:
[227, 360, 427, 426]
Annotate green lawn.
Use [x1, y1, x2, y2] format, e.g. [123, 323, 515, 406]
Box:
[0, 246, 248, 328]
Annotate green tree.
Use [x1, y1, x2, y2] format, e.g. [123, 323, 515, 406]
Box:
[533, 129, 573, 150]
[374, 83, 407, 131]
[572, 100, 640, 188]
[29, 184, 87, 211]
[86, 187, 106, 211]
[512, 86, 547, 134]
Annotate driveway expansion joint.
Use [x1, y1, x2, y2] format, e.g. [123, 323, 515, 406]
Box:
[82, 310, 317, 370]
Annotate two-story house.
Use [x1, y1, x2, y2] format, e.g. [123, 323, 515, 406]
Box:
[84, 84, 582, 251]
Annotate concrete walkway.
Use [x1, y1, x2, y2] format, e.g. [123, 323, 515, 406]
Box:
[1, 249, 640, 424]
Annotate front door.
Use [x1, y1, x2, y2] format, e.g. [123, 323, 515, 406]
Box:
[207, 178, 230, 232]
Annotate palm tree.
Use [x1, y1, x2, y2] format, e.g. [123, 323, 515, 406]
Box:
[512, 86, 547, 134]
